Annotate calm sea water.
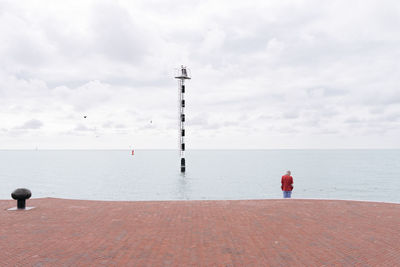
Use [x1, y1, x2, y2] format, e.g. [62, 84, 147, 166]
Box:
[0, 150, 399, 203]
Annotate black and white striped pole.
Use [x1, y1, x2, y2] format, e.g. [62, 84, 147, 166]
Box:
[175, 66, 191, 173]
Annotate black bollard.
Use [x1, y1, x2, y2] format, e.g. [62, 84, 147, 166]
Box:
[11, 188, 32, 209]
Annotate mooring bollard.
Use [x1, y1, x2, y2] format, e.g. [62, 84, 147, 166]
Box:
[11, 188, 32, 209]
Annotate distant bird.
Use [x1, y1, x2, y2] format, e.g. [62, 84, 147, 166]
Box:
[84, 116, 87, 119]
[150, 120, 152, 124]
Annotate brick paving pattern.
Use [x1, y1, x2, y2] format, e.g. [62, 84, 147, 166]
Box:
[1, 198, 399, 266]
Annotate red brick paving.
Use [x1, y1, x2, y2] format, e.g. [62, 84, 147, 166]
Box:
[1, 198, 399, 266]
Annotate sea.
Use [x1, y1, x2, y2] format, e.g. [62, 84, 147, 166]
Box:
[0, 150, 399, 203]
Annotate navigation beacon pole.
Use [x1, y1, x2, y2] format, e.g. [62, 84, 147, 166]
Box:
[175, 66, 191, 173]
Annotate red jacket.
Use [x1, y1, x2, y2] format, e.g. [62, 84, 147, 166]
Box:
[281, 175, 293, 191]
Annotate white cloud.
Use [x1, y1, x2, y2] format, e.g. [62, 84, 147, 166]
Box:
[14, 119, 43, 129]
[0, 0, 399, 149]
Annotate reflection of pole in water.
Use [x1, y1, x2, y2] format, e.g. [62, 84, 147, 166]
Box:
[174, 66, 191, 173]
[177, 172, 190, 200]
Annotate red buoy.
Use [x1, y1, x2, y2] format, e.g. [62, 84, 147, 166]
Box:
[131, 150, 134, 155]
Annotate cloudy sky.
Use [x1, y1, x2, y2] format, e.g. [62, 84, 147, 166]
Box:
[0, 0, 399, 149]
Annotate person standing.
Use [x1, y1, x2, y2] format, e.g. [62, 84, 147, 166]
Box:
[281, 171, 294, 198]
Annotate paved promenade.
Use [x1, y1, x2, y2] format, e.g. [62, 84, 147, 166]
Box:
[1, 198, 399, 266]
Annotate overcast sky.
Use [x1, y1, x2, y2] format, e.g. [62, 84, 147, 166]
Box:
[0, 0, 399, 149]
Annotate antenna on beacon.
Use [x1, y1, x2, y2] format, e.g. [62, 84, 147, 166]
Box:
[175, 65, 191, 173]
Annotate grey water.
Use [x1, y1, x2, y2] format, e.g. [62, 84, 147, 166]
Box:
[0, 150, 399, 203]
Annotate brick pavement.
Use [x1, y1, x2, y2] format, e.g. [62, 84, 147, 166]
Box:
[1, 198, 399, 266]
